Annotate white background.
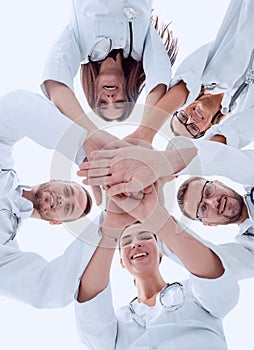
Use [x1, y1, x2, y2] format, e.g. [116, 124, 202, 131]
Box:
[1, 0, 253, 349]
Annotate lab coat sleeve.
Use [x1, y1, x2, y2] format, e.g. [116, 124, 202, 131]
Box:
[177, 139, 254, 186]
[41, 26, 82, 98]
[0, 89, 87, 164]
[205, 108, 254, 149]
[0, 237, 97, 308]
[187, 245, 240, 319]
[75, 283, 117, 350]
[157, 222, 254, 281]
[143, 25, 172, 95]
[171, 43, 212, 108]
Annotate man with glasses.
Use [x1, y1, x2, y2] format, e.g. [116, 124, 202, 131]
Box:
[177, 177, 254, 266]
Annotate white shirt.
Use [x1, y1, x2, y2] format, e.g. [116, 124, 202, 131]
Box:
[41, 0, 171, 98]
[0, 89, 96, 308]
[172, 0, 254, 113]
[75, 248, 239, 350]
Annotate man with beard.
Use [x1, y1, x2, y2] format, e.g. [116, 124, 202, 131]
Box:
[0, 89, 96, 309]
[177, 176, 254, 266]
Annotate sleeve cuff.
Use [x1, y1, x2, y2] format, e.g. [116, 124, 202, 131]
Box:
[189, 244, 239, 319]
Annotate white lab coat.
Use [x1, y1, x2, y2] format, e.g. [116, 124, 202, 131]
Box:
[172, 0, 254, 113]
[41, 0, 172, 99]
[0, 89, 98, 308]
[75, 247, 239, 350]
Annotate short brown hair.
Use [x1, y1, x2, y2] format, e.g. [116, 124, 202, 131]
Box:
[171, 89, 225, 137]
[79, 187, 92, 218]
[177, 176, 205, 219]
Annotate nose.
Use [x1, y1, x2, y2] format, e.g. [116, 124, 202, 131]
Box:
[131, 239, 142, 249]
[203, 196, 219, 210]
[103, 93, 117, 103]
[56, 195, 66, 207]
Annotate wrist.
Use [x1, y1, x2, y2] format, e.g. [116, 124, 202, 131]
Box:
[133, 125, 155, 143]
[142, 204, 170, 234]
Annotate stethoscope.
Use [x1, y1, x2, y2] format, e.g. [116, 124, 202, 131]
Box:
[0, 165, 20, 245]
[88, 7, 137, 62]
[128, 282, 185, 328]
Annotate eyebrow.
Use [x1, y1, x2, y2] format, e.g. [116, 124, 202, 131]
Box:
[121, 231, 151, 241]
[70, 185, 74, 196]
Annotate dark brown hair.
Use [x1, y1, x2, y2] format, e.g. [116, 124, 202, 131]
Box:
[81, 15, 178, 121]
[177, 176, 205, 219]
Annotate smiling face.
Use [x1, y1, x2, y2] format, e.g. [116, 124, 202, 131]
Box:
[171, 93, 223, 137]
[33, 181, 89, 223]
[95, 56, 127, 120]
[182, 179, 246, 226]
[119, 224, 161, 277]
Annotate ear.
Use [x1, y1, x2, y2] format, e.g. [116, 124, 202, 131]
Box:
[49, 221, 62, 225]
[120, 258, 125, 268]
[214, 179, 223, 186]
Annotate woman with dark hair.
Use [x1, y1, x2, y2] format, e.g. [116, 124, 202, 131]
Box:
[130, 0, 254, 141]
[41, 0, 177, 127]
[74, 187, 239, 350]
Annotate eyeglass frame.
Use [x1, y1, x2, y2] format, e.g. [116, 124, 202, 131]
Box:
[172, 110, 205, 139]
[196, 180, 216, 221]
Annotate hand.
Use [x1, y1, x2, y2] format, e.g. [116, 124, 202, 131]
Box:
[78, 146, 170, 196]
[109, 184, 169, 233]
[82, 129, 121, 205]
[101, 198, 136, 242]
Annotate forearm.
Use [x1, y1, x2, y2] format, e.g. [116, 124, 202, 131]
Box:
[135, 81, 188, 143]
[157, 216, 224, 279]
[143, 204, 224, 279]
[45, 80, 97, 134]
[156, 144, 198, 178]
[77, 236, 116, 303]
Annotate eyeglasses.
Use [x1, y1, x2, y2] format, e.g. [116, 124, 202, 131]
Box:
[173, 110, 204, 138]
[196, 181, 216, 220]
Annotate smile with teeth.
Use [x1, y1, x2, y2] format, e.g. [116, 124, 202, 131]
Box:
[50, 193, 55, 209]
[103, 85, 118, 90]
[131, 252, 148, 260]
[219, 196, 227, 214]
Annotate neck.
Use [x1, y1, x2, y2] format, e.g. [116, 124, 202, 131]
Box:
[99, 53, 123, 73]
[238, 203, 250, 224]
[135, 272, 167, 306]
[22, 189, 34, 205]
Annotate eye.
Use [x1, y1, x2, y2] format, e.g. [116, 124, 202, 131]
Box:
[120, 240, 132, 248]
[139, 234, 153, 241]
[177, 111, 188, 123]
[188, 124, 199, 133]
[199, 203, 207, 217]
[204, 185, 213, 198]
[65, 204, 70, 215]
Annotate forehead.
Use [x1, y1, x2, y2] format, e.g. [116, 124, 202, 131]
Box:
[120, 225, 154, 241]
[183, 179, 206, 218]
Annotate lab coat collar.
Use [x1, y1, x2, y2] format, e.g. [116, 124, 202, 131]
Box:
[238, 189, 254, 235]
[11, 184, 34, 221]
